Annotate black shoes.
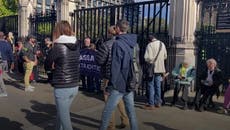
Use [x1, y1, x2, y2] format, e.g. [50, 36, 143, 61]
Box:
[116, 123, 127, 129]
[182, 103, 188, 110]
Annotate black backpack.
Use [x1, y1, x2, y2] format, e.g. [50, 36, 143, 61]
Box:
[126, 57, 137, 92]
[123, 44, 137, 92]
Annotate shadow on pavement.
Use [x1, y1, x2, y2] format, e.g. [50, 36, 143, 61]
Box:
[71, 113, 100, 129]
[80, 89, 104, 101]
[144, 122, 178, 130]
[4, 80, 24, 90]
[21, 100, 100, 130]
[0, 117, 24, 130]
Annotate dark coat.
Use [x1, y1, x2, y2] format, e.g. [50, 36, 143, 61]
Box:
[0, 40, 14, 62]
[96, 37, 115, 79]
[46, 35, 80, 88]
[199, 67, 223, 96]
[199, 68, 223, 88]
[109, 34, 137, 93]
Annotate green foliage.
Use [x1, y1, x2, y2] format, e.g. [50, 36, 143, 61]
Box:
[0, 0, 18, 17]
[38, 23, 52, 35]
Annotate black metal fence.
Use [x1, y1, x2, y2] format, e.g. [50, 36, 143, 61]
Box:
[0, 15, 18, 37]
[29, 7, 56, 49]
[74, 0, 169, 43]
[196, 0, 230, 87]
[74, 0, 175, 95]
[29, 7, 56, 76]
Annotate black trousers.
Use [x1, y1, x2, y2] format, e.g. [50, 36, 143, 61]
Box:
[172, 82, 189, 103]
[198, 85, 216, 108]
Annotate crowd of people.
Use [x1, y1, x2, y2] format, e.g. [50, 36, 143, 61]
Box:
[0, 19, 230, 130]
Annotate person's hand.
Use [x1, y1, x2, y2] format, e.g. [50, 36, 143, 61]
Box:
[103, 90, 110, 96]
[34, 60, 38, 66]
[52, 63, 55, 69]
[10, 63, 14, 70]
[208, 81, 213, 86]
[103, 87, 110, 96]
[177, 75, 183, 80]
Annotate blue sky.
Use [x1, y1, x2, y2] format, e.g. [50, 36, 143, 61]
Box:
[136, 0, 170, 23]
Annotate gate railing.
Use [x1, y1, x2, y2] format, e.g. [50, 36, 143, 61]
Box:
[29, 7, 56, 77]
[74, 0, 174, 95]
[74, 0, 169, 43]
[196, 0, 230, 87]
[29, 7, 56, 49]
[0, 15, 18, 37]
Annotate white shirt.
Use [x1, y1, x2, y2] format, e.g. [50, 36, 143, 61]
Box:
[205, 70, 214, 86]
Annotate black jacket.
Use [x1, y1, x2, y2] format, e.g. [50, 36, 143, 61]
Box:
[46, 35, 80, 88]
[199, 68, 223, 88]
[96, 37, 115, 79]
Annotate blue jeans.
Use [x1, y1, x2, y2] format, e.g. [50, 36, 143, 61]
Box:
[100, 90, 138, 130]
[148, 74, 162, 106]
[54, 86, 79, 130]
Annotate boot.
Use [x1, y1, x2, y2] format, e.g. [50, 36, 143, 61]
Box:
[182, 102, 188, 110]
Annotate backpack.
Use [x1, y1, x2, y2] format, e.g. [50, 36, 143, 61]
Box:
[123, 44, 138, 92]
[126, 57, 137, 92]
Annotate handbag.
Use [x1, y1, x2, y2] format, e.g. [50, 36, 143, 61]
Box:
[145, 41, 162, 80]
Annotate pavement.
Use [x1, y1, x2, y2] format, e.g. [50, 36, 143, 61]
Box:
[0, 73, 230, 130]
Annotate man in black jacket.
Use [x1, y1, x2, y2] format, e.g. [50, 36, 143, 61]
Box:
[194, 58, 223, 112]
[99, 19, 138, 130]
[96, 25, 129, 130]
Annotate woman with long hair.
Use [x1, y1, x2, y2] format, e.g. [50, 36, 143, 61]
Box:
[46, 20, 80, 130]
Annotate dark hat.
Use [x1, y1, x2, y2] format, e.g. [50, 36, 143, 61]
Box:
[27, 35, 36, 39]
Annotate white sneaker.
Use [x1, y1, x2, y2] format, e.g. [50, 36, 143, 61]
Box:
[25, 87, 34, 92]
[29, 85, 35, 89]
[0, 93, 7, 97]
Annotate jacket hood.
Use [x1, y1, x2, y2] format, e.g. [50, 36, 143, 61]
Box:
[116, 34, 137, 48]
[54, 35, 78, 50]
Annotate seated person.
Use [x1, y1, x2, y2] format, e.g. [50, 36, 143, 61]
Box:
[194, 58, 223, 112]
[171, 60, 195, 110]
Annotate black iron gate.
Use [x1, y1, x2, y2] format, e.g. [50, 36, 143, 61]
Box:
[196, 0, 230, 86]
[74, 0, 170, 43]
[29, 7, 56, 76]
[0, 15, 18, 37]
[29, 7, 56, 49]
[74, 0, 174, 95]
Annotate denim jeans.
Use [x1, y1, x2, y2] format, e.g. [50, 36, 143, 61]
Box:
[54, 86, 79, 130]
[100, 89, 138, 130]
[148, 74, 162, 106]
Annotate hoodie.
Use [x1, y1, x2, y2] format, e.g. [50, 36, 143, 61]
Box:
[0, 40, 14, 62]
[109, 34, 137, 93]
[46, 35, 80, 88]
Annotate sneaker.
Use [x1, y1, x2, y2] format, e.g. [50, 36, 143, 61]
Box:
[29, 85, 35, 89]
[155, 104, 161, 108]
[143, 104, 155, 110]
[0, 93, 8, 97]
[25, 87, 34, 92]
[9, 70, 13, 74]
[116, 123, 127, 129]
[182, 103, 188, 110]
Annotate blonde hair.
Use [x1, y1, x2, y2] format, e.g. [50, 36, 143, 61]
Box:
[108, 25, 116, 36]
[53, 20, 74, 41]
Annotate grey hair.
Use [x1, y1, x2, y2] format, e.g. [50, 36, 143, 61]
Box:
[206, 58, 217, 66]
